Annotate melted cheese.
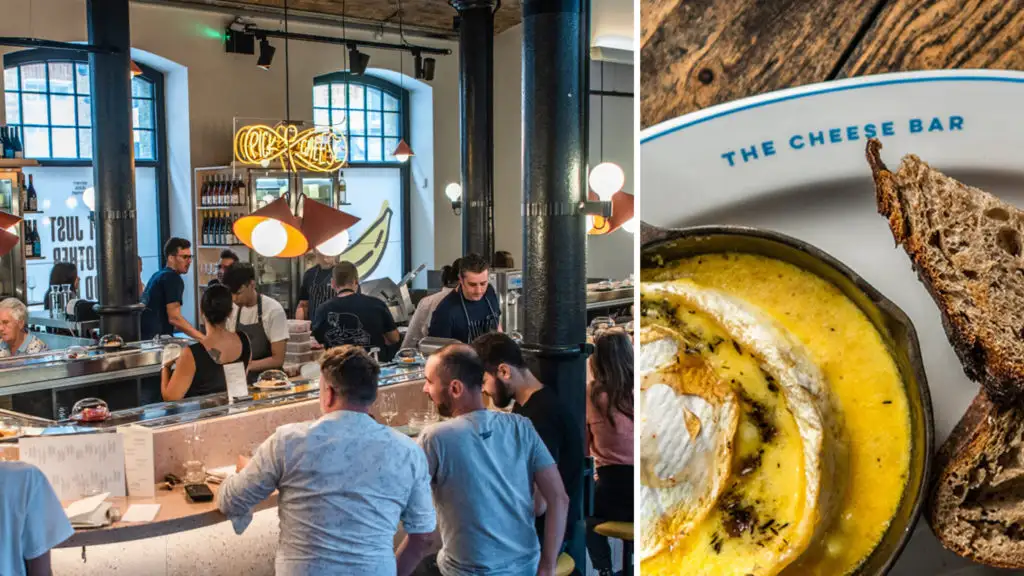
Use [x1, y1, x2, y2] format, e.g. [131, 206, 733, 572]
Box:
[641, 253, 910, 576]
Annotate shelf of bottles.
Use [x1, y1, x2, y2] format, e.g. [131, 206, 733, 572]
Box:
[0, 165, 28, 302]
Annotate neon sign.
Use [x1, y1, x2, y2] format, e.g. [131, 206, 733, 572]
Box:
[233, 124, 348, 172]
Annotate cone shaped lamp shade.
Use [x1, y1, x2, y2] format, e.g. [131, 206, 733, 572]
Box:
[131, 60, 143, 77]
[233, 196, 308, 257]
[0, 229, 18, 257]
[300, 196, 361, 253]
[606, 191, 635, 233]
[0, 210, 22, 231]
[392, 139, 414, 162]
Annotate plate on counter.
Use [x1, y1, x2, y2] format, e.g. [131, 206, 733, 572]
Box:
[640, 70, 1024, 576]
[253, 381, 293, 391]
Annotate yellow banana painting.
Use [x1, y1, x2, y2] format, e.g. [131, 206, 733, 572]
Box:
[340, 200, 393, 280]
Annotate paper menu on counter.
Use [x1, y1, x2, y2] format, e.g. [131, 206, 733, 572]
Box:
[224, 362, 249, 402]
[118, 425, 156, 497]
[64, 492, 110, 520]
[19, 434, 126, 500]
[121, 504, 161, 523]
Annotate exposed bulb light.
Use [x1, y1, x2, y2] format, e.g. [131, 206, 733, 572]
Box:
[444, 183, 462, 203]
[251, 218, 288, 256]
[348, 45, 370, 75]
[316, 229, 350, 256]
[257, 38, 276, 70]
[621, 217, 638, 234]
[65, 196, 78, 210]
[589, 162, 625, 201]
[83, 187, 95, 211]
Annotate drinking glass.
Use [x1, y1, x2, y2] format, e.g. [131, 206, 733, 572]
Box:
[378, 391, 398, 426]
[183, 424, 205, 484]
[27, 276, 35, 302]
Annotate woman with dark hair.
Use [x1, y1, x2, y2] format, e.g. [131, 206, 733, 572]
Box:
[160, 284, 251, 401]
[492, 250, 514, 269]
[42, 263, 79, 311]
[585, 328, 634, 576]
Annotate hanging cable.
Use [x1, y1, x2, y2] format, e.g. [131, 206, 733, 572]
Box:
[284, 0, 290, 121]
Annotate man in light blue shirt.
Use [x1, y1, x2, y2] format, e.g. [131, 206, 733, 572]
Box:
[0, 461, 74, 576]
[218, 345, 437, 576]
[404, 344, 568, 576]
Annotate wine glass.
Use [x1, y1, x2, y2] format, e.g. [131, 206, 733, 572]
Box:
[378, 390, 398, 427]
[27, 276, 36, 302]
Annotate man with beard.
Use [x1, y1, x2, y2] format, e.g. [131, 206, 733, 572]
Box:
[408, 344, 568, 576]
[472, 332, 584, 553]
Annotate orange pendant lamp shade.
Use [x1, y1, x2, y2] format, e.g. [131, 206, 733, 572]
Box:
[606, 191, 635, 232]
[233, 196, 308, 257]
[392, 139, 414, 162]
[0, 211, 22, 257]
[300, 196, 360, 252]
[131, 60, 143, 77]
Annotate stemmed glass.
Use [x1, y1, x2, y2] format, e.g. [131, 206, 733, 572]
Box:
[378, 391, 398, 427]
[27, 276, 36, 303]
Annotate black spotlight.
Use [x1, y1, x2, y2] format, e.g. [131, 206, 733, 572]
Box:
[422, 57, 436, 81]
[349, 45, 370, 75]
[257, 38, 275, 70]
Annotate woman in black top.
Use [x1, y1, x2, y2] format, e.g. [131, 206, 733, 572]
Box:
[160, 284, 251, 401]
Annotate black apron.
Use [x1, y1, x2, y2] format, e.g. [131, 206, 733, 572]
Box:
[306, 266, 335, 320]
[234, 294, 272, 384]
[460, 291, 500, 342]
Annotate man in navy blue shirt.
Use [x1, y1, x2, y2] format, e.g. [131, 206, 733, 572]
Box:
[427, 253, 501, 343]
[141, 238, 204, 341]
[312, 261, 401, 361]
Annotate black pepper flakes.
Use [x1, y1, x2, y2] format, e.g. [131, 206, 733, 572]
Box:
[882, 400, 893, 405]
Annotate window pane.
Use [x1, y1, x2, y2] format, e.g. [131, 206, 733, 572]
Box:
[334, 137, 347, 163]
[50, 94, 75, 126]
[78, 128, 92, 159]
[51, 127, 77, 158]
[367, 111, 382, 136]
[383, 93, 398, 112]
[21, 92, 48, 124]
[348, 111, 365, 135]
[366, 137, 383, 162]
[348, 84, 364, 109]
[349, 137, 366, 162]
[313, 108, 330, 127]
[384, 138, 399, 162]
[75, 63, 90, 94]
[20, 64, 46, 92]
[4, 67, 18, 91]
[77, 96, 91, 127]
[23, 126, 49, 158]
[330, 84, 346, 109]
[367, 87, 381, 110]
[4, 93, 19, 124]
[48, 62, 74, 94]
[134, 129, 154, 160]
[383, 112, 399, 137]
[133, 98, 153, 129]
[331, 109, 347, 131]
[131, 77, 152, 98]
[314, 84, 329, 107]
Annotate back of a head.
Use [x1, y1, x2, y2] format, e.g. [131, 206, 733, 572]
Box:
[472, 332, 526, 372]
[320, 345, 381, 406]
[492, 251, 514, 269]
[591, 329, 634, 419]
[164, 237, 190, 260]
[220, 248, 240, 263]
[201, 284, 234, 326]
[333, 261, 360, 288]
[48, 262, 78, 288]
[435, 344, 485, 390]
[221, 262, 255, 294]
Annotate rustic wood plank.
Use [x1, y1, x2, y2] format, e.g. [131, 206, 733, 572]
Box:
[839, 0, 1024, 77]
[640, 0, 886, 128]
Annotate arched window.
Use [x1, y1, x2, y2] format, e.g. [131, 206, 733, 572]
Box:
[313, 73, 408, 165]
[4, 53, 160, 162]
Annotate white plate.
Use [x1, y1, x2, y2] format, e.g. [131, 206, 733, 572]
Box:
[641, 70, 1024, 576]
[253, 381, 292, 390]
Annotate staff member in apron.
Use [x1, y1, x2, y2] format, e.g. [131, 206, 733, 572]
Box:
[222, 263, 288, 383]
[427, 253, 502, 343]
[296, 251, 337, 321]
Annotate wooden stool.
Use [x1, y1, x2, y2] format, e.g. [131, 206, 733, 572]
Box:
[555, 552, 575, 576]
[595, 521, 634, 576]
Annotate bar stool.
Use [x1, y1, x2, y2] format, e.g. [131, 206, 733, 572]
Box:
[555, 552, 575, 576]
[594, 521, 633, 576]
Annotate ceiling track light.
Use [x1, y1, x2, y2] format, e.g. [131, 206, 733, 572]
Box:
[257, 37, 276, 70]
[413, 50, 436, 81]
[348, 44, 370, 75]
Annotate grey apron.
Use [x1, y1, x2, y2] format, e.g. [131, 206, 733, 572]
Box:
[235, 294, 271, 384]
[306, 266, 334, 320]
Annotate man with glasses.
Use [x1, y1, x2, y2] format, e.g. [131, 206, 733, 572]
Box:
[208, 249, 239, 287]
[141, 237, 204, 341]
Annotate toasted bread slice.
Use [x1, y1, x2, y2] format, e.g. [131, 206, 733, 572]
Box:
[866, 139, 1024, 401]
[929, 389, 1024, 568]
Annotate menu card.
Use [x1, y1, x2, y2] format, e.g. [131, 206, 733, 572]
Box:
[19, 434, 126, 500]
[118, 425, 156, 497]
[224, 362, 249, 402]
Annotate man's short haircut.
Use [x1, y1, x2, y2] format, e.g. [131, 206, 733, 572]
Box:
[220, 249, 240, 262]
[434, 344, 485, 390]
[333, 261, 360, 287]
[459, 253, 489, 276]
[221, 262, 256, 294]
[472, 332, 527, 372]
[319, 345, 381, 405]
[164, 237, 191, 260]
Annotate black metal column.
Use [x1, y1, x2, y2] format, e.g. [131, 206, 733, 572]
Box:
[453, 0, 495, 258]
[522, 0, 589, 569]
[88, 0, 144, 339]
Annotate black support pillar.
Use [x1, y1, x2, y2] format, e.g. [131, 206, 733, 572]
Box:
[88, 0, 144, 339]
[453, 0, 495, 259]
[522, 0, 589, 569]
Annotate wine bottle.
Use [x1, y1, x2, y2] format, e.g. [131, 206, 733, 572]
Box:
[218, 175, 226, 206]
[22, 222, 32, 258]
[202, 216, 210, 246]
[12, 128, 23, 159]
[200, 175, 209, 206]
[26, 175, 37, 212]
[1, 127, 10, 159]
[32, 221, 40, 257]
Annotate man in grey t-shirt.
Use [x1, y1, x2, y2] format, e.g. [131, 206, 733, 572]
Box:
[404, 344, 569, 576]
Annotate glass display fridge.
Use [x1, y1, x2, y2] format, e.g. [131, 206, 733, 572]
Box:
[0, 164, 36, 303]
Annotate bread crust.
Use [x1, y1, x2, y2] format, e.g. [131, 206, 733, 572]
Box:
[866, 139, 1023, 402]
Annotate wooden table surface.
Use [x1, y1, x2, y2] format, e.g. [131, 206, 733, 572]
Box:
[641, 0, 1024, 128]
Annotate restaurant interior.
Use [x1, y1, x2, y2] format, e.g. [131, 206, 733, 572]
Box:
[0, 0, 635, 574]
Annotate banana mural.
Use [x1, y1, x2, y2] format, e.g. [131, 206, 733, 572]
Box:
[340, 200, 393, 280]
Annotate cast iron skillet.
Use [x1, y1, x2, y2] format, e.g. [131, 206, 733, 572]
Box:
[640, 222, 934, 576]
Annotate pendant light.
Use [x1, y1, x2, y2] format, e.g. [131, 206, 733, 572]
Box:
[300, 195, 361, 256]
[391, 0, 414, 163]
[0, 211, 22, 257]
[234, 196, 308, 257]
[588, 60, 624, 201]
[130, 60, 143, 77]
